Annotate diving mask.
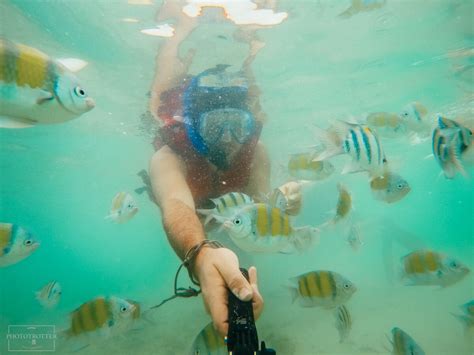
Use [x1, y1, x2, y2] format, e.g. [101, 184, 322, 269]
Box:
[199, 108, 255, 145]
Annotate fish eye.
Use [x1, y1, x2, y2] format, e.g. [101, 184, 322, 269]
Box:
[397, 183, 404, 189]
[450, 261, 458, 268]
[343, 283, 351, 289]
[120, 306, 129, 313]
[402, 111, 409, 117]
[234, 218, 242, 225]
[73, 86, 87, 98]
[24, 239, 33, 246]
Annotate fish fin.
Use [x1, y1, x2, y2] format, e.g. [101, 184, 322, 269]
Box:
[134, 186, 147, 195]
[310, 124, 343, 161]
[341, 160, 365, 175]
[283, 284, 299, 304]
[56, 58, 88, 72]
[0, 115, 35, 129]
[196, 209, 216, 225]
[449, 143, 469, 178]
[451, 313, 474, 331]
[424, 153, 434, 160]
[36, 91, 54, 105]
[292, 226, 320, 252]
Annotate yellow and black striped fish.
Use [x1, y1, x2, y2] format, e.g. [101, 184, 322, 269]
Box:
[189, 322, 227, 355]
[0, 38, 94, 128]
[67, 296, 136, 337]
[289, 270, 356, 308]
[221, 203, 319, 253]
[287, 153, 334, 181]
[400, 249, 469, 287]
[0, 223, 39, 267]
[197, 192, 253, 225]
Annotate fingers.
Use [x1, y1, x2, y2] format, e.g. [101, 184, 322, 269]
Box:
[217, 256, 253, 301]
[248, 266, 264, 320]
[202, 282, 229, 337]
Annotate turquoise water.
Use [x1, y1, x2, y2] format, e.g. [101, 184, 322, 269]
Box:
[0, 0, 473, 354]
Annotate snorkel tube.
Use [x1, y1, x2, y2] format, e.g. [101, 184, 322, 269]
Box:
[226, 268, 276, 355]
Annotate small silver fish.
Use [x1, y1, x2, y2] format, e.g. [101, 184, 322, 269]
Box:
[346, 223, 363, 251]
[36, 281, 62, 308]
[105, 192, 139, 223]
[334, 305, 352, 343]
[452, 299, 474, 332]
[390, 327, 425, 355]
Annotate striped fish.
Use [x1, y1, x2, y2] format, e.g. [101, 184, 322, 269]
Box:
[197, 192, 254, 225]
[287, 153, 334, 181]
[36, 281, 62, 309]
[105, 192, 139, 223]
[0, 39, 95, 128]
[334, 305, 352, 343]
[220, 203, 319, 253]
[369, 172, 411, 203]
[437, 116, 473, 155]
[400, 249, 470, 287]
[0, 223, 39, 267]
[390, 327, 425, 355]
[432, 126, 464, 178]
[288, 270, 356, 308]
[66, 296, 136, 338]
[323, 183, 352, 228]
[312, 121, 387, 176]
[189, 322, 227, 355]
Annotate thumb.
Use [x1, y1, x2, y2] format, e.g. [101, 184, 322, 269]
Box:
[219, 264, 253, 301]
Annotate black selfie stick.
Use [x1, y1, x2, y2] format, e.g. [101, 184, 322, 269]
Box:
[226, 268, 276, 355]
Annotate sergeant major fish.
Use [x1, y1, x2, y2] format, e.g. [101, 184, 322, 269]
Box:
[287, 152, 335, 181]
[218, 203, 319, 254]
[369, 172, 411, 203]
[0, 39, 95, 128]
[197, 192, 254, 225]
[288, 270, 356, 309]
[36, 281, 62, 309]
[400, 249, 469, 288]
[105, 192, 139, 223]
[65, 296, 136, 339]
[312, 121, 388, 177]
[0, 223, 39, 267]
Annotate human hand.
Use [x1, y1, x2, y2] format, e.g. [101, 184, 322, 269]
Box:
[278, 181, 302, 216]
[192, 247, 263, 337]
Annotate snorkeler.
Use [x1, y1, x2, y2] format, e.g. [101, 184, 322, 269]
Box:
[148, 0, 300, 337]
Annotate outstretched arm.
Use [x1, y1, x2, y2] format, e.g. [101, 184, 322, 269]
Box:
[149, 146, 263, 336]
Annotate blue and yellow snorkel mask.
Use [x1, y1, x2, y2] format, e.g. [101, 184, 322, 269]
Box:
[183, 65, 256, 156]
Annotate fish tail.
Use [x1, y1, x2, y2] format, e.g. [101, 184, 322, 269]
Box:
[292, 226, 320, 252]
[196, 209, 215, 226]
[310, 125, 343, 161]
